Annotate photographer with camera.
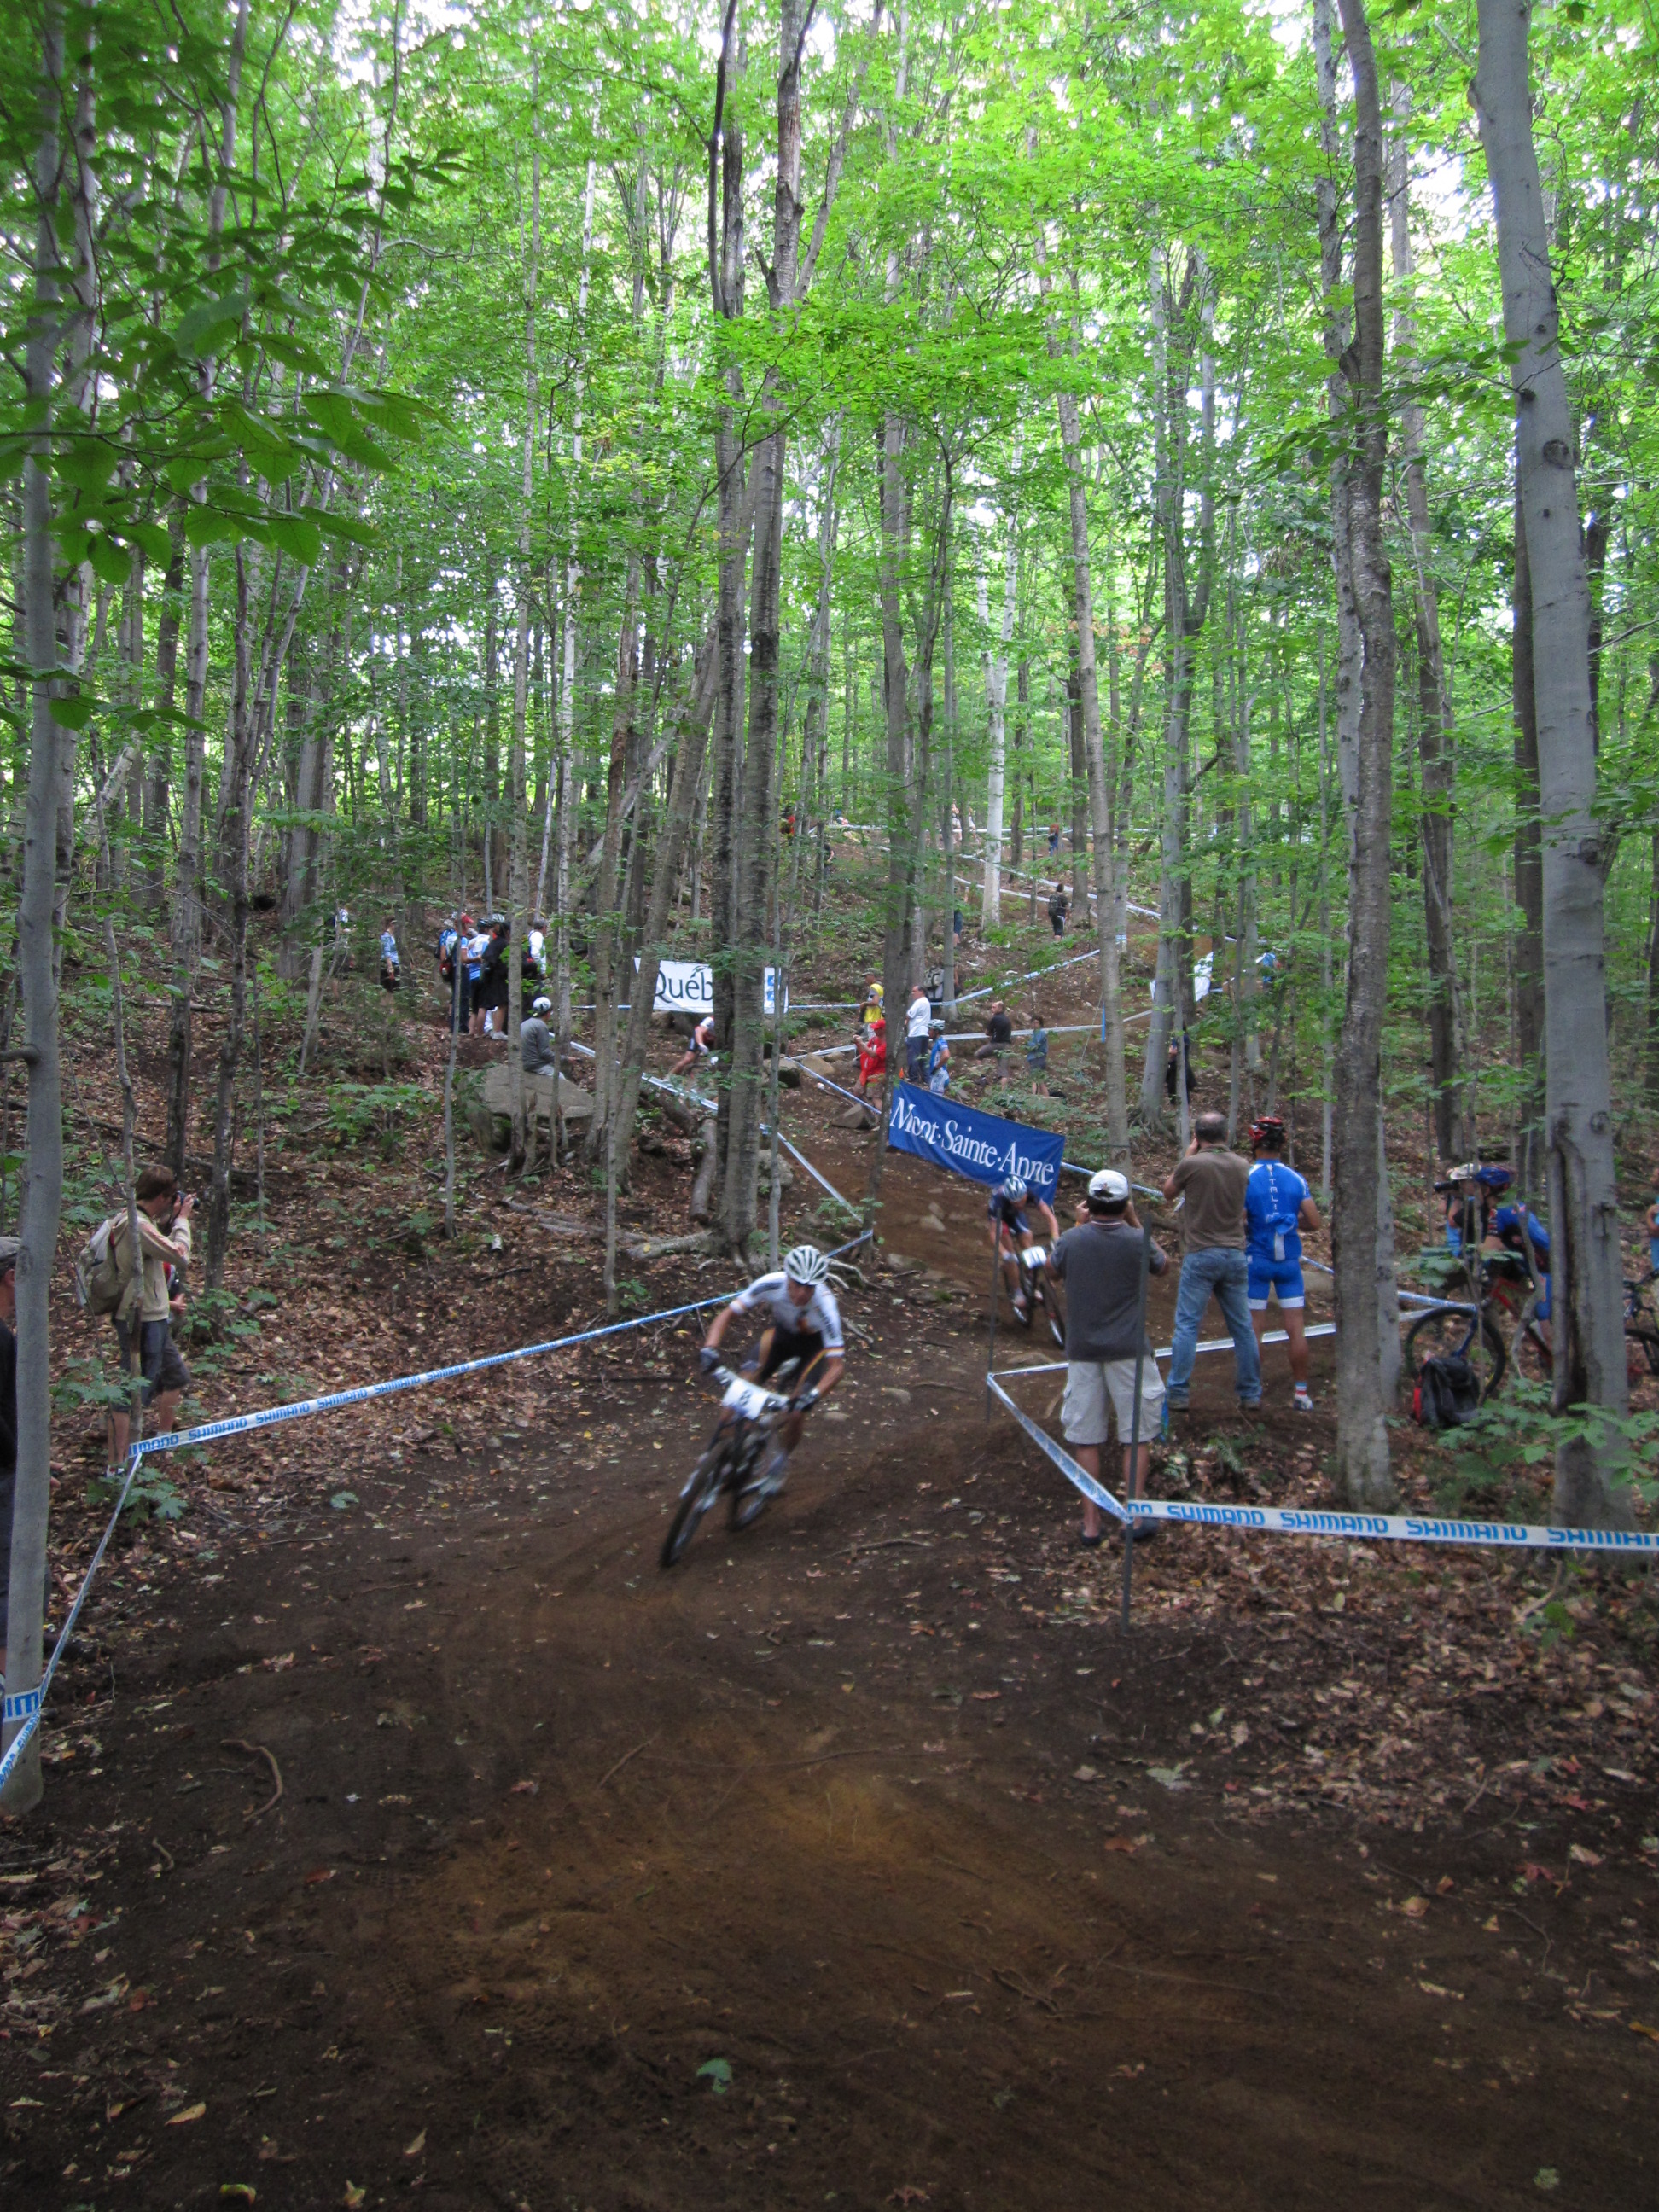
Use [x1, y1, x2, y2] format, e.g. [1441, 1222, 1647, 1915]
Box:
[105, 1167, 194, 1481]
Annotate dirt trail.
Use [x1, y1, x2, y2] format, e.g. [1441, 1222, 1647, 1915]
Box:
[3, 1242, 1653, 2211]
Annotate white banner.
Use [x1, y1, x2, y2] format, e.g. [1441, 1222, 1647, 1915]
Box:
[640, 959, 783, 1016]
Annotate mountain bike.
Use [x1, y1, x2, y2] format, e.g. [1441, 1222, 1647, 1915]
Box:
[1006, 1239, 1066, 1348]
[1403, 1251, 1549, 1404]
[659, 1361, 814, 1569]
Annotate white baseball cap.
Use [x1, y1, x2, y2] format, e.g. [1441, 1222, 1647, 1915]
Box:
[1087, 1168, 1130, 1204]
[533, 997, 552, 1014]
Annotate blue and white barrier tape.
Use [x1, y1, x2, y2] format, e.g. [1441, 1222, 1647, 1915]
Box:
[0, 1235, 873, 1797]
[987, 1365, 1659, 1557]
[0, 1446, 143, 1795]
[1121, 1496, 1659, 1553]
[985, 1375, 1129, 1524]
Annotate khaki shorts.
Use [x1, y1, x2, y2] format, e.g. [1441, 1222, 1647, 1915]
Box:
[1061, 1357, 1165, 1448]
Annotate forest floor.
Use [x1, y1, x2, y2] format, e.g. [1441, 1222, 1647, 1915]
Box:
[4, 876, 1659, 2210]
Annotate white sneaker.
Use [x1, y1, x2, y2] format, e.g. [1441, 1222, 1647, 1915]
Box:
[1293, 1388, 1313, 1413]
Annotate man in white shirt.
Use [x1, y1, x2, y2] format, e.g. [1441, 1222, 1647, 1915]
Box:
[905, 981, 932, 1083]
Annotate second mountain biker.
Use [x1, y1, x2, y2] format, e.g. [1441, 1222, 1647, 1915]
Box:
[699, 1243, 847, 1499]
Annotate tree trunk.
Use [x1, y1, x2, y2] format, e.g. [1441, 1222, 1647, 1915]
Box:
[1389, 88, 1470, 1163]
[142, 506, 185, 913]
[2, 0, 67, 1814]
[1313, 0, 1363, 845]
[1329, 0, 1399, 1510]
[508, 83, 539, 1169]
[1474, 0, 1633, 1532]
[165, 0, 247, 1180]
[1053, 380, 1129, 1157]
[1511, 486, 1545, 1193]
[721, 0, 806, 1256]
[1138, 247, 1213, 1133]
[978, 502, 1016, 928]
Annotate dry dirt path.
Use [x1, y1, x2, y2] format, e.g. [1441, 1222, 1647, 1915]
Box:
[3, 1224, 1655, 2211]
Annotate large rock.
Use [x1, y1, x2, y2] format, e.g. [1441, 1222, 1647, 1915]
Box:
[480, 1063, 595, 1125]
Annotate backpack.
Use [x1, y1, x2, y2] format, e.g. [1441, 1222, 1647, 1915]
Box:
[74, 1216, 128, 1317]
[1412, 1354, 1481, 1431]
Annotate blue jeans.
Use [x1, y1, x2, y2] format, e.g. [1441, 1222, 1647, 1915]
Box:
[1167, 1247, 1261, 1405]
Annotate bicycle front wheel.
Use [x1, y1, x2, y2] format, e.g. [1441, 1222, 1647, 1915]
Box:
[1042, 1277, 1067, 1348]
[661, 1439, 731, 1569]
[1404, 1304, 1506, 1403]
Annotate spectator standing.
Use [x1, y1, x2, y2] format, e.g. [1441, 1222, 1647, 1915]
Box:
[1161, 1110, 1261, 1414]
[1047, 886, 1068, 936]
[0, 1237, 16, 1662]
[1644, 1167, 1659, 1279]
[1164, 1032, 1194, 1108]
[860, 978, 884, 1028]
[1049, 1172, 1168, 1545]
[379, 916, 400, 992]
[905, 982, 932, 1082]
[1245, 1115, 1320, 1412]
[855, 1007, 887, 1095]
[1047, 822, 1060, 856]
[105, 1169, 195, 1478]
[521, 996, 557, 1074]
[1025, 1012, 1050, 1097]
[927, 1021, 951, 1094]
[974, 999, 1014, 1069]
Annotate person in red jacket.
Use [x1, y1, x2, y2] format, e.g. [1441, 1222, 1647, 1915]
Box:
[856, 1010, 887, 1095]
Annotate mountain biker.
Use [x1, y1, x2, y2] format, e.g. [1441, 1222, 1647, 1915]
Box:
[698, 1243, 846, 1496]
[1245, 1115, 1321, 1412]
[1476, 1165, 1551, 1324]
[987, 1175, 1061, 1324]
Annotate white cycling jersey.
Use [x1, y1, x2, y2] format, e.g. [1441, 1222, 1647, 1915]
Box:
[731, 1272, 844, 1352]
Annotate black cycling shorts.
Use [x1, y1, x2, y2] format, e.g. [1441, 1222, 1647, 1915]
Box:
[756, 1325, 826, 1383]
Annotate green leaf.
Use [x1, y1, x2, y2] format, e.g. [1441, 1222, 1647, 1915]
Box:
[55, 440, 120, 493]
[86, 533, 135, 587]
[696, 2058, 731, 2094]
[124, 519, 172, 566]
[329, 1491, 358, 1511]
[174, 293, 247, 360]
[48, 693, 94, 731]
[266, 511, 322, 566]
[183, 504, 242, 550]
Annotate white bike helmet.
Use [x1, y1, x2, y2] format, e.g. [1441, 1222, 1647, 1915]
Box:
[784, 1243, 830, 1286]
[999, 1176, 1029, 1204]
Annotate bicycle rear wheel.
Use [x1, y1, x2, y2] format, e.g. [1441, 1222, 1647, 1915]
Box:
[1404, 1305, 1506, 1402]
[1627, 1324, 1659, 1379]
[1041, 1277, 1066, 1348]
[661, 1439, 731, 1569]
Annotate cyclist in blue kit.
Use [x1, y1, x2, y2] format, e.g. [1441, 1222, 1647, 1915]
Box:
[1245, 1117, 1321, 1412]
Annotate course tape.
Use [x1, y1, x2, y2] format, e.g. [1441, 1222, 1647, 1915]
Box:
[0, 1235, 873, 1797]
[985, 1375, 1128, 1523]
[987, 1367, 1659, 1556]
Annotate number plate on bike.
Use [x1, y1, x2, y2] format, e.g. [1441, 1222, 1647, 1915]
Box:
[1020, 1245, 1048, 1268]
[722, 1378, 776, 1419]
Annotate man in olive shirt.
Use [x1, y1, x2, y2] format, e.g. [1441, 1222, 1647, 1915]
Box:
[1161, 1109, 1260, 1412]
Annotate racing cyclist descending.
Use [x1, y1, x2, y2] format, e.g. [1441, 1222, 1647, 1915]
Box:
[987, 1175, 1061, 1325]
[699, 1243, 847, 1499]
